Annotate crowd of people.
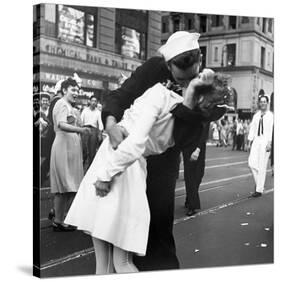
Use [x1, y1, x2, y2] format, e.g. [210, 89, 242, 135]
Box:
[33, 76, 105, 231]
[34, 31, 274, 275]
[210, 118, 251, 151]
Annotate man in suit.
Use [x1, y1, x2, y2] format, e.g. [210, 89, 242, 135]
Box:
[101, 31, 225, 271]
[182, 122, 209, 216]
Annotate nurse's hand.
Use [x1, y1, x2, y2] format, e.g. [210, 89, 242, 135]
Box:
[106, 116, 129, 149]
[95, 180, 111, 197]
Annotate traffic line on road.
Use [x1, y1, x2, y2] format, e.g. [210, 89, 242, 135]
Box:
[39, 156, 248, 192]
[205, 155, 246, 162]
[178, 161, 248, 174]
[40, 247, 95, 271]
[40, 170, 272, 223]
[175, 185, 226, 199]
[175, 169, 271, 193]
[174, 188, 274, 225]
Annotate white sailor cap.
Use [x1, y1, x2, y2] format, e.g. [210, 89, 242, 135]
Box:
[158, 31, 200, 62]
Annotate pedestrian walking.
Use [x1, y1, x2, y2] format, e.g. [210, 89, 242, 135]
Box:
[220, 119, 228, 147]
[243, 120, 250, 151]
[81, 95, 103, 171]
[231, 118, 237, 150]
[212, 121, 220, 146]
[39, 92, 51, 186]
[50, 78, 91, 231]
[236, 119, 244, 150]
[248, 95, 273, 197]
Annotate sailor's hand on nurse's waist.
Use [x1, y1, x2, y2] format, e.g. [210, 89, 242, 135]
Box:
[190, 148, 200, 161]
[106, 116, 129, 149]
[95, 180, 111, 197]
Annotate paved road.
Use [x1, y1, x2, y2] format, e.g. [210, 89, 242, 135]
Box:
[37, 146, 274, 278]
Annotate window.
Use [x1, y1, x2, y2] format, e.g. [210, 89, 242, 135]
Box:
[268, 18, 273, 33]
[115, 25, 146, 60]
[162, 22, 167, 33]
[241, 17, 250, 24]
[199, 16, 207, 33]
[33, 5, 37, 23]
[86, 14, 95, 47]
[267, 52, 271, 66]
[229, 16, 237, 29]
[173, 19, 180, 32]
[214, 47, 219, 62]
[57, 5, 97, 47]
[184, 15, 194, 30]
[211, 15, 223, 27]
[261, 47, 265, 68]
[33, 5, 41, 38]
[262, 18, 267, 33]
[115, 9, 148, 60]
[257, 17, 260, 25]
[162, 16, 169, 33]
[200, 46, 207, 69]
[226, 44, 236, 66]
[187, 19, 193, 30]
[58, 5, 85, 44]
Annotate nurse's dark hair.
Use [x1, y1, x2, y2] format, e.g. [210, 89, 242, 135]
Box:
[258, 95, 269, 103]
[61, 77, 79, 93]
[167, 49, 201, 70]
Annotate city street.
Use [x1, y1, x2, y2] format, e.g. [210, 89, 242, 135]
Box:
[38, 145, 274, 278]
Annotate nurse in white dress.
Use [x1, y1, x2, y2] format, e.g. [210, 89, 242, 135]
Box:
[64, 70, 219, 274]
[248, 95, 273, 197]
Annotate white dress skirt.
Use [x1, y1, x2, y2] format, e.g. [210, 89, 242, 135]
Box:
[64, 83, 184, 256]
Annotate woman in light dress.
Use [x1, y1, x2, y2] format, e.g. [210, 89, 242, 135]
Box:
[65, 69, 228, 273]
[50, 78, 90, 232]
[212, 121, 220, 146]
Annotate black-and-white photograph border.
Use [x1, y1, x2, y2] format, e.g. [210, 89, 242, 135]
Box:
[2, 0, 281, 282]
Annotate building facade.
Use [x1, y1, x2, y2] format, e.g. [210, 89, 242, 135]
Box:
[162, 12, 274, 119]
[33, 4, 161, 104]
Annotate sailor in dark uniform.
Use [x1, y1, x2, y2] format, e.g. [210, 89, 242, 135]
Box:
[182, 122, 209, 216]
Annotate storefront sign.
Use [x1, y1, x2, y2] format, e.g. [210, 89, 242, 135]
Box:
[108, 82, 119, 90]
[37, 37, 142, 72]
[38, 72, 104, 89]
[239, 109, 251, 113]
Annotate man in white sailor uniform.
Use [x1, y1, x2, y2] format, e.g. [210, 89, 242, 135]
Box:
[248, 95, 273, 197]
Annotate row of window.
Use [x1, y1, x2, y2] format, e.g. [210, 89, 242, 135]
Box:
[200, 44, 271, 70]
[164, 15, 273, 34]
[45, 5, 148, 60]
[199, 44, 236, 68]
